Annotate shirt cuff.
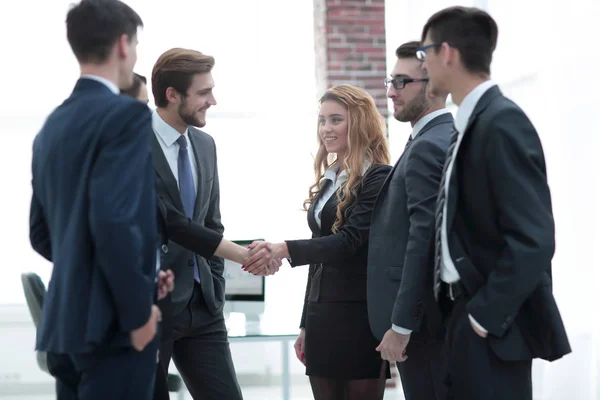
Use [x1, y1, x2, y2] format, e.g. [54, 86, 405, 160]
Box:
[468, 314, 488, 333]
[391, 324, 412, 335]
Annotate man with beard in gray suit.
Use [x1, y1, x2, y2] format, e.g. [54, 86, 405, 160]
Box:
[368, 41, 452, 400]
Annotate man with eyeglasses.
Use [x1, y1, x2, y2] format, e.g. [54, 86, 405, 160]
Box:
[367, 40, 453, 400]
[418, 6, 571, 400]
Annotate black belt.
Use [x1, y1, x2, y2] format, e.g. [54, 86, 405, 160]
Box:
[445, 281, 466, 301]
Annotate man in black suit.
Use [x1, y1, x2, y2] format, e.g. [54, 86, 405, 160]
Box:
[29, 1, 161, 399]
[150, 48, 243, 399]
[367, 41, 452, 400]
[418, 6, 572, 399]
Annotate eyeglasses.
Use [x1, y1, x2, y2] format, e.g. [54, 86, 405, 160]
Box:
[416, 43, 441, 61]
[384, 77, 429, 90]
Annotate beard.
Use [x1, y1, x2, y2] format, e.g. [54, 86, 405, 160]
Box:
[178, 99, 206, 127]
[394, 85, 429, 123]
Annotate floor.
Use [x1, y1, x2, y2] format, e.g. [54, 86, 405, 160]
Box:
[14, 382, 406, 400]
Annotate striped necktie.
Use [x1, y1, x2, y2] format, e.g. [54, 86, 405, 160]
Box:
[433, 125, 459, 300]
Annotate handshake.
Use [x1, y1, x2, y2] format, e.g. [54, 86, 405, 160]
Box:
[241, 241, 289, 276]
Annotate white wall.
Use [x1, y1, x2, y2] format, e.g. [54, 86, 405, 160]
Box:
[385, 0, 600, 398]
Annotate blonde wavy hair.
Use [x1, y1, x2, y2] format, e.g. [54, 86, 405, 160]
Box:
[303, 84, 390, 232]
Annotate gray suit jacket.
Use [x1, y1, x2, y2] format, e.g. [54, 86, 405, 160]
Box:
[367, 112, 453, 342]
[152, 126, 225, 317]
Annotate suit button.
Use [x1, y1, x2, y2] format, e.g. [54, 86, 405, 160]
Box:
[188, 259, 194, 266]
[161, 244, 168, 253]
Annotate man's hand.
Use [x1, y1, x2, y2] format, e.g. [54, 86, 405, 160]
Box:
[243, 241, 287, 276]
[157, 269, 175, 301]
[376, 329, 410, 363]
[470, 318, 488, 338]
[130, 305, 161, 351]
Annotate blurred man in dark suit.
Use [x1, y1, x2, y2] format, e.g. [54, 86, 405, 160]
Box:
[29, 1, 160, 399]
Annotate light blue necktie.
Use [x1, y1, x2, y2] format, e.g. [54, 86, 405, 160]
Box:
[177, 135, 200, 283]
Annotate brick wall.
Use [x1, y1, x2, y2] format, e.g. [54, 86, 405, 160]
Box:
[314, 0, 388, 122]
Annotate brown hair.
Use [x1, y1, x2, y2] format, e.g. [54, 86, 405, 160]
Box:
[151, 48, 215, 107]
[304, 84, 390, 232]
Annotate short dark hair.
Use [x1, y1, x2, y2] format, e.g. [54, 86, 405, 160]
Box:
[151, 48, 215, 108]
[395, 41, 421, 60]
[66, 0, 143, 63]
[421, 6, 498, 75]
[120, 73, 146, 98]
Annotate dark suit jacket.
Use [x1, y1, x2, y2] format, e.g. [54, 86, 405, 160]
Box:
[367, 113, 453, 342]
[447, 85, 571, 361]
[152, 127, 225, 317]
[155, 196, 223, 335]
[29, 78, 158, 354]
[285, 164, 391, 328]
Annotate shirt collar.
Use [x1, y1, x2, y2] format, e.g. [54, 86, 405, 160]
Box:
[80, 75, 120, 95]
[454, 80, 497, 134]
[323, 162, 371, 183]
[411, 108, 451, 139]
[152, 109, 188, 147]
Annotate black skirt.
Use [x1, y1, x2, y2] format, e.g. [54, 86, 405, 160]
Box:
[304, 301, 390, 380]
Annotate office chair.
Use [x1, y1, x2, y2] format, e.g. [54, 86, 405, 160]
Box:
[20, 272, 184, 395]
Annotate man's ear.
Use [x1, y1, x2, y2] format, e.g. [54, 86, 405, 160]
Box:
[116, 34, 130, 59]
[165, 87, 180, 104]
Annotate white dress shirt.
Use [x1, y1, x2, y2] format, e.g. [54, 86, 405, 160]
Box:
[410, 108, 451, 139]
[440, 80, 497, 333]
[152, 110, 199, 191]
[313, 165, 346, 229]
[391, 109, 451, 336]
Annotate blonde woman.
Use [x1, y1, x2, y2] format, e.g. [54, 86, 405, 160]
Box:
[244, 85, 392, 399]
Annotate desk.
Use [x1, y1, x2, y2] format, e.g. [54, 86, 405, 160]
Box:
[228, 324, 298, 400]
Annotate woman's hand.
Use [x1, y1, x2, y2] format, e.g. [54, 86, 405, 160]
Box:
[294, 329, 306, 365]
[243, 241, 289, 275]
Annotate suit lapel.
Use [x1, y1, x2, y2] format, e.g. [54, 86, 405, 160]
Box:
[187, 130, 204, 220]
[446, 87, 501, 230]
[307, 179, 332, 237]
[319, 190, 339, 236]
[375, 113, 454, 211]
[152, 135, 185, 211]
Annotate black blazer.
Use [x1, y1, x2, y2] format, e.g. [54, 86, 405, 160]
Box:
[368, 113, 453, 342]
[29, 78, 157, 354]
[286, 164, 391, 328]
[152, 127, 225, 317]
[447, 85, 571, 362]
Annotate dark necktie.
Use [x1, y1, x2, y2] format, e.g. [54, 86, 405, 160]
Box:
[433, 126, 460, 300]
[405, 135, 413, 150]
[177, 135, 200, 283]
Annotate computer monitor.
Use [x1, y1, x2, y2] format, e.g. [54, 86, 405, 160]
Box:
[223, 240, 265, 323]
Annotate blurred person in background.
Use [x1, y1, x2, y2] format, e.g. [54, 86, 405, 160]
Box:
[29, 1, 160, 399]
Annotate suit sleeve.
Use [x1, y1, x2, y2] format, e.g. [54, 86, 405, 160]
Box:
[203, 138, 225, 276]
[29, 190, 52, 262]
[88, 101, 156, 333]
[466, 108, 555, 338]
[392, 138, 447, 331]
[286, 165, 392, 266]
[160, 196, 223, 258]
